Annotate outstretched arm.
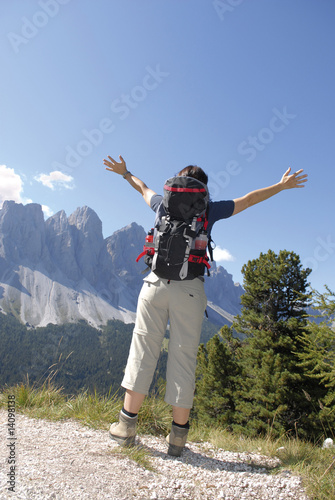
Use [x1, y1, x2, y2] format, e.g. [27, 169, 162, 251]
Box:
[232, 167, 308, 216]
[103, 155, 156, 207]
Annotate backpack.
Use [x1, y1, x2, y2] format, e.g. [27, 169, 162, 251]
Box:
[136, 176, 212, 280]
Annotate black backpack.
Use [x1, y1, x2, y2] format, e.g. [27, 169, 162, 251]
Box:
[136, 176, 212, 280]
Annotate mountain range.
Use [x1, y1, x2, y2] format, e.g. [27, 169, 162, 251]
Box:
[0, 201, 244, 329]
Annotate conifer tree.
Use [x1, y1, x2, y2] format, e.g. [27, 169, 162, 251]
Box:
[296, 286, 335, 431]
[232, 249, 319, 438]
[194, 325, 241, 428]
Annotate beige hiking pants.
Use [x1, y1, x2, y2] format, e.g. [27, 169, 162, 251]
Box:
[122, 272, 207, 408]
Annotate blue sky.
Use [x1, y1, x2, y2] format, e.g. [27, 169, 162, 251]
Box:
[0, 0, 334, 293]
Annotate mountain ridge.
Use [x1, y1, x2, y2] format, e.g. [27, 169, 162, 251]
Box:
[0, 201, 243, 328]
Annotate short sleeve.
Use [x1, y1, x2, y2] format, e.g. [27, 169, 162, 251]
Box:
[150, 194, 163, 212]
[207, 200, 235, 234]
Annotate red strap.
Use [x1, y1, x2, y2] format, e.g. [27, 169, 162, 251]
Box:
[164, 185, 207, 193]
[136, 250, 147, 263]
[203, 216, 208, 230]
[196, 213, 208, 230]
[188, 254, 211, 269]
[136, 246, 155, 262]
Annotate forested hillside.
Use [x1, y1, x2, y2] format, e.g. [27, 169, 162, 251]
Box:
[0, 312, 220, 395]
[0, 315, 133, 394]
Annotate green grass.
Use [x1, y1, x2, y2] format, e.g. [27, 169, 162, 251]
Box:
[1, 381, 334, 500]
[110, 444, 156, 472]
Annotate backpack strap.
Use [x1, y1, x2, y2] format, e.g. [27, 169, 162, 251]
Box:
[178, 216, 199, 279]
[207, 235, 215, 262]
[203, 209, 215, 262]
[151, 216, 168, 273]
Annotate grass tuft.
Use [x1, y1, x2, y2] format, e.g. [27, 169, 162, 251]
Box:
[138, 392, 172, 436]
[111, 444, 156, 472]
[0, 380, 122, 428]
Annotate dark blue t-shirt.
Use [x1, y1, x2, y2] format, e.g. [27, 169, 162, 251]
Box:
[150, 194, 235, 237]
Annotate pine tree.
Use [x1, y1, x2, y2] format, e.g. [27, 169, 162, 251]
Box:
[232, 249, 319, 438]
[296, 286, 335, 432]
[194, 326, 241, 429]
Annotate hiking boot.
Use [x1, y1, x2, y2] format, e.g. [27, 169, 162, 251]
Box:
[109, 411, 138, 447]
[166, 423, 189, 457]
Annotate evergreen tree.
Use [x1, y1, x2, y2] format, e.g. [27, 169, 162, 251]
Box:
[194, 325, 241, 428]
[296, 286, 335, 431]
[232, 249, 319, 438]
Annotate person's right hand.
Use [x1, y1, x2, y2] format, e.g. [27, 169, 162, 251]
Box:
[103, 155, 127, 175]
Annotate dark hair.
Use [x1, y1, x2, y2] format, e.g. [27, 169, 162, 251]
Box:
[177, 165, 208, 185]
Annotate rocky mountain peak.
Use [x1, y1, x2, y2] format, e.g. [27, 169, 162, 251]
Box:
[68, 206, 103, 238]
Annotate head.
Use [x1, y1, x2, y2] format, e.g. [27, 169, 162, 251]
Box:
[177, 165, 208, 186]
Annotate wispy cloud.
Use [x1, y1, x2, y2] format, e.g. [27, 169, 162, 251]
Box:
[42, 205, 54, 218]
[213, 245, 236, 262]
[35, 170, 74, 190]
[0, 164, 25, 207]
[0, 164, 53, 218]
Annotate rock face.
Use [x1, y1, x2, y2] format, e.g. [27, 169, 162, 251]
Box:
[0, 202, 48, 266]
[0, 201, 243, 328]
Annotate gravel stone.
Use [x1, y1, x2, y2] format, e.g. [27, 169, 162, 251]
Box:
[0, 411, 310, 499]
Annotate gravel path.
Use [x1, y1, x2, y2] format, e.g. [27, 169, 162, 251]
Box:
[0, 411, 309, 499]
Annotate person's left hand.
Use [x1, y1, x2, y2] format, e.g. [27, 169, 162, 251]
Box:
[103, 155, 127, 176]
[279, 167, 308, 189]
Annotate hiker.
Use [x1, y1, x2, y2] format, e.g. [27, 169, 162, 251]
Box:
[104, 154, 308, 456]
